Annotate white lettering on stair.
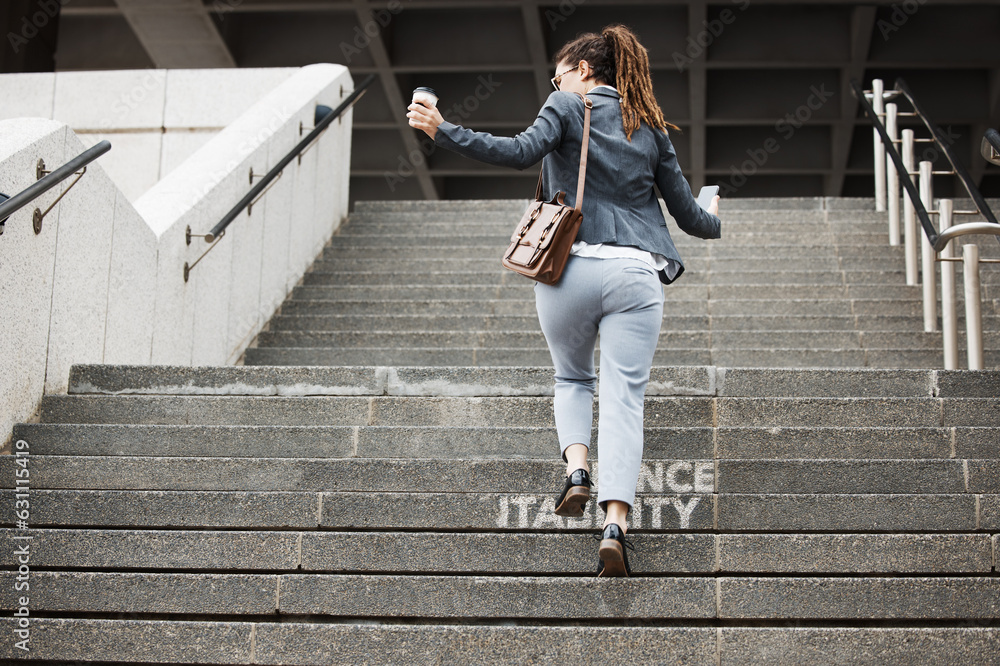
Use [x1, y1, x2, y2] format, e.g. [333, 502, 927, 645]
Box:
[494, 461, 715, 529]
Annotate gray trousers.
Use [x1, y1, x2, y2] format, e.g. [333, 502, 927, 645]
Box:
[533, 255, 665, 511]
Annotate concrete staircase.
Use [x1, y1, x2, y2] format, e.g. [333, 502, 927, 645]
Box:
[3, 197, 999, 664]
[247, 197, 1000, 369]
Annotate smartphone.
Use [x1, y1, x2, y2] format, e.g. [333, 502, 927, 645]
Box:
[696, 185, 719, 211]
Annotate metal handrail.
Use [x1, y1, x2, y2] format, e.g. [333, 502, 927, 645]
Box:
[934, 221, 1000, 252]
[0, 140, 112, 234]
[857, 78, 999, 369]
[893, 78, 998, 228]
[850, 78, 939, 246]
[183, 74, 375, 282]
[983, 128, 1000, 165]
[203, 74, 374, 244]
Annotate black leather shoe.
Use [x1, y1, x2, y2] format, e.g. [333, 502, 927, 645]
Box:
[553, 468, 591, 517]
[596, 523, 634, 577]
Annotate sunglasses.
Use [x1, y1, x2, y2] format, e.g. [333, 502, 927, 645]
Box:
[551, 64, 579, 91]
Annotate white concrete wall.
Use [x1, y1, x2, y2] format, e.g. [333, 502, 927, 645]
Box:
[0, 64, 354, 444]
[0, 67, 299, 202]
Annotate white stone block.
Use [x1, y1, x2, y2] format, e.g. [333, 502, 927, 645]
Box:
[293, 67, 353, 261]
[149, 220, 197, 365]
[104, 190, 157, 365]
[287, 125, 320, 286]
[43, 132, 118, 393]
[188, 211, 235, 367]
[53, 69, 167, 130]
[0, 73, 55, 121]
[163, 67, 299, 129]
[221, 187, 266, 363]
[1, 64, 359, 442]
[253, 111, 301, 343]
[74, 131, 164, 202]
[0, 119, 66, 441]
[160, 130, 215, 180]
[313, 104, 353, 252]
[158, 127, 260, 365]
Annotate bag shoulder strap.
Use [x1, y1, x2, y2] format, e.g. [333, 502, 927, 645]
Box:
[534, 93, 593, 210]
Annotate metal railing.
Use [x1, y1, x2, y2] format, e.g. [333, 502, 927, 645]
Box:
[984, 128, 1000, 166]
[852, 78, 999, 369]
[0, 140, 112, 236]
[184, 74, 375, 281]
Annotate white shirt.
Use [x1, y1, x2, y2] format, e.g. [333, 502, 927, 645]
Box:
[569, 84, 681, 281]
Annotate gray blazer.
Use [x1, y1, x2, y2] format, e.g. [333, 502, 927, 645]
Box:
[434, 87, 722, 284]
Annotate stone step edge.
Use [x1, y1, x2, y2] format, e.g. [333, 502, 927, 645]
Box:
[6, 528, 992, 573]
[353, 196, 880, 210]
[65, 365, 1000, 398]
[5, 572, 1000, 621]
[2, 490, 995, 532]
[4, 622, 1000, 666]
[2, 618, 999, 665]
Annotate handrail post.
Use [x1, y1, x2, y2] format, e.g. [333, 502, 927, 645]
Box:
[872, 79, 887, 212]
[919, 161, 937, 332]
[902, 129, 918, 285]
[886, 102, 900, 245]
[938, 199, 958, 369]
[962, 243, 983, 370]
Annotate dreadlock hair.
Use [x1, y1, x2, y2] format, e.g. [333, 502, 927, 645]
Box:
[553, 24, 680, 140]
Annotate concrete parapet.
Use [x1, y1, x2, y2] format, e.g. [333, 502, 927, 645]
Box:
[0, 64, 355, 445]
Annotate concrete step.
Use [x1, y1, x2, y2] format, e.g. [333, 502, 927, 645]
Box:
[244, 345, 1000, 368]
[290, 275, 995, 305]
[14, 423, 998, 460]
[266, 312, 995, 334]
[4, 571, 998, 620]
[9, 423, 695, 459]
[277, 296, 993, 321]
[335, 221, 888, 237]
[255, 329, 960, 350]
[40, 393, 997, 428]
[242, 346, 589, 366]
[337, 220, 896, 238]
[297, 268, 914, 288]
[277, 298, 554, 316]
[286, 283, 952, 302]
[279, 296, 932, 317]
[354, 199, 531, 214]
[8, 528, 992, 575]
[65, 365, 1000, 398]
[710, 348, 1000, 370]
[5, 489, 994, 531]
[39, 394, 722, 427]
[1, 619, 996, 665]
[317, 243, 881, 261]
[5, 194, 1000, 663]
[251, 329, 999, 353]
[302, 270, 524, 286]
[352, 196, 887, 213]
[7, 454, 996, 494]
[321, 232, 890, 249]
[266, 313, 702, 331]
[264, 313, 864, 332]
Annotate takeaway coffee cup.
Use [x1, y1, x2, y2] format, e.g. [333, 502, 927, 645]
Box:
[412, 87, 439, 108]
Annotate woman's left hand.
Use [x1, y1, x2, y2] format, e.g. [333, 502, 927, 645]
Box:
[407, 102, 444, 140]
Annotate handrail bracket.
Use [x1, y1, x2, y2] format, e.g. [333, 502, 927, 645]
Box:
[183, 74, 374, 281]
[32, 159, 88, 235]
[247, 167, 284, 216]
[183, 230, 226, 283]
[0, 140, 111, 238]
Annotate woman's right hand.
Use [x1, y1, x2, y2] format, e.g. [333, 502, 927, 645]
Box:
[407, 102, 444, 140]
